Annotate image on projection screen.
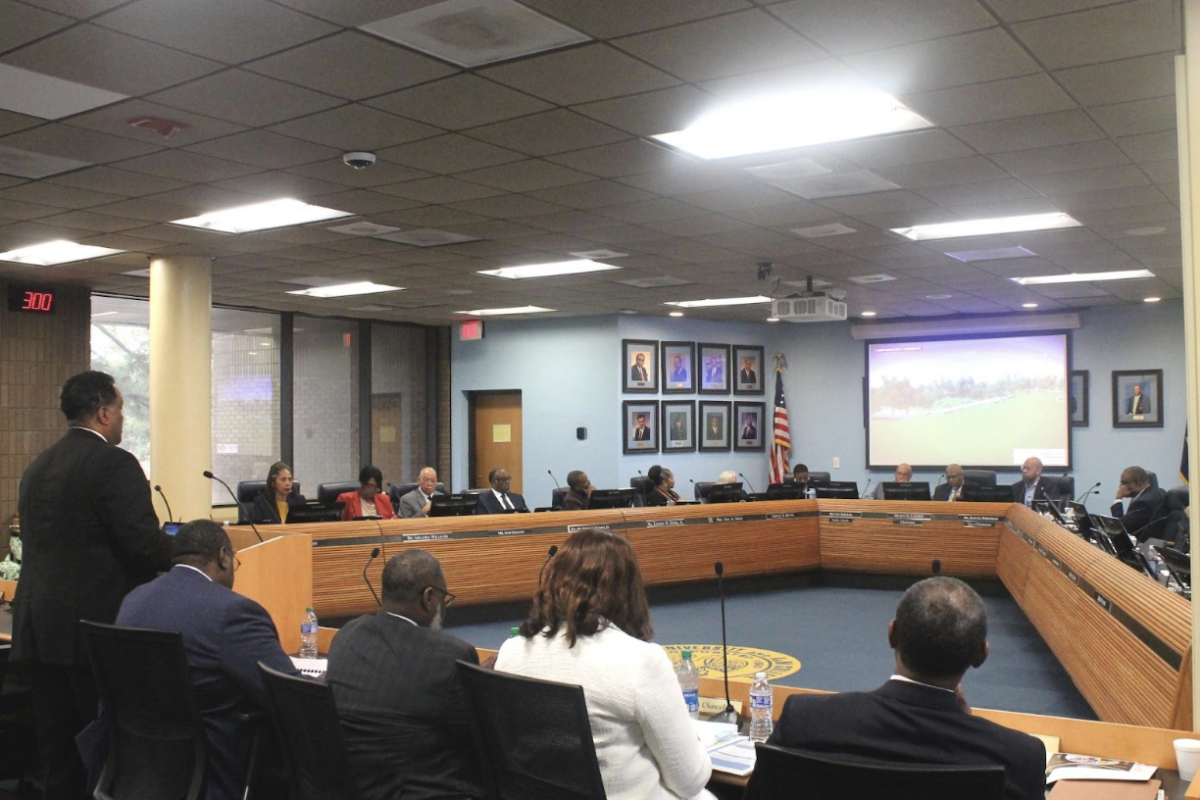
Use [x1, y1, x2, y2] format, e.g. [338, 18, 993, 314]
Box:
[867, 333, 1069, 469]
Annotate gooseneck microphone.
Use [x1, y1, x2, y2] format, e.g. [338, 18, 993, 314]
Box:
[547, 470, 562, 489]
[738, 473, 758, 494]
[203, 470, 263, 542]
[1075, 481, 1101, 504]
[932, 559, 942, 575]
[154, 484, 175, 522]
[714, 561, 736, 723]
[539, 544, 558, 584]
[363, 547, 382, 607]
[860, 478, 873, 499]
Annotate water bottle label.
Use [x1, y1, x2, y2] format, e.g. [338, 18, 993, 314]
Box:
[682, 689, 699, 712]
[749, 692, 772, 710]
[301, 622, 317, 634]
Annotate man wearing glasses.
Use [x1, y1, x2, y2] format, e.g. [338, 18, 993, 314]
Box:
[115, 519, 299, 800]
[328, 550, 485, 800]
[1112, 466, 1168, 542]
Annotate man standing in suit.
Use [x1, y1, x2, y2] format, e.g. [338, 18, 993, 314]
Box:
[15, 370, 174, 800]
[474, 468, 528, 514]
[399, 467, 442, 518]
[1010, 457, 1048, 506]
[933, 464, 966, 501]
[328, 550, 484, 800]
[765, 577, 1045, 800]
[116, 520, 299, 800]
[633, 413, 651, 441]
[1113, 466, 1168, 542]
[630, 352, 649, 383]
[1126, 384, 1152, 416]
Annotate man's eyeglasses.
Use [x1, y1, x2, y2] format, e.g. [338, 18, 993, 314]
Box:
[427, 585, 455, 608]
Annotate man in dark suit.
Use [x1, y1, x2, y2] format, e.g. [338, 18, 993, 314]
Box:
[933, 464, 966, 501]
[328, 550, 485, 800]
[632, 413, 651, 441]
[474, 467, 528, 514]
[14, 370, 174, 800]
[399, 466, 442, 518]
[116, 520, 299, 800]
[1126, 384, 1152, 416]
[764, 577, 1045, 800]
[1113, 466, 1168, 542]
[739, 357, 757, 386]
[740, 414, 758, 441]
[630, 352, 649, 382]
[1010, 456, 1050, 506]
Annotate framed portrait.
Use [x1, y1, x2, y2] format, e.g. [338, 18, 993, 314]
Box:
[1112, 370, 1163, 429]
[661, 341, 696, 394]
[699, 400, 731, 452]
[698, 343, 731, 395]
[622, 339, 657, 393]
[662, 400, 696, 452]
[623, 400, 660, 454]
[733, 345, 765, 395]
[1069, 370, 1089, 427]
[733, 401, 766, 452]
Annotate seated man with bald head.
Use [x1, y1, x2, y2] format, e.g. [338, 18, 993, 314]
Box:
[933, 464, 966, 501]
[1010, 457, 1050, 507]
[873, 463, 913, 499]
[765, 577, 1045, 800]
[399, 467, 442, 519]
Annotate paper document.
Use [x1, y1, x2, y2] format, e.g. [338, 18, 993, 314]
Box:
[692, 719, 738, 749]
[290, 656, 327, 677]
[1046, 753, 1157, 783]
[708, 737, 757, 777]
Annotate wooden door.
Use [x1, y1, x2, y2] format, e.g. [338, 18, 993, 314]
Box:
[371, 393, 403, 485]
[470, 391, 522, 492]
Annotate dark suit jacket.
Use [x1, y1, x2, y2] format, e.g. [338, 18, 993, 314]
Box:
[14, 428, 173, 666]
[116, 566, 299, 800]
[327, 613, 485, 800]
[249, 489, 307, 524]
[1118, 486, 1168, 541]
[1126, 393, 1153, 415]
[474, 489, 528, 514]
[1010, 479, 1050, 506]
[337, 491, 396, 521]
[767, 680, 1046, 800]
[630, 364, 649, 382]
[562, 488, 589, 511]
[739, 368, 757, 384]
[740, 424, 758, 440]
[933, 483, 962, 501]
[633, 425, 651, 441]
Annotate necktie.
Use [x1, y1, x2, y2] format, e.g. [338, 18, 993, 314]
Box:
[502, 493, 512, 510]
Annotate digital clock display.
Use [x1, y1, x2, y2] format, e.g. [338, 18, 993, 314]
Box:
[6, 285, 56, 314]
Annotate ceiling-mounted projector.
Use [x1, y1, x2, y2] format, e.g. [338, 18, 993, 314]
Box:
[772, 295, 848, 323]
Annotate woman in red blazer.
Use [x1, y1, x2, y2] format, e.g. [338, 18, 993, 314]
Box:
[338, 465, 396, 520]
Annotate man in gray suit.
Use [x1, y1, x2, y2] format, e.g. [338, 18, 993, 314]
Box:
[399, 466, 442, 518]
[327, 550, 484, 800]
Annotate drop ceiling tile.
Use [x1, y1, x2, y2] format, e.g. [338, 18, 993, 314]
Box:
[1141, 160, 1180, 185]
[942, 196, 1062, 219]
[466, 109, 631, 157]
[513, 210, 624, 233]
[1010, 0, 1179, 69]
[64, 100, 248, 151]
[1, 24, 223, 96]
[93, 197, 202, 222]
[305, 189, 425, 217]
[816, 190, 936, 217]
[1069, 201, 1179, 227]
[374, 177, 506, 204]
[1024, 164, 1151, 196]
[117, 149, 263, 182]
[573, 85, 715, 139]
[1117, 130, 1178, 164]
[875, 156, 1009, 189]
[1055, 52, 1176, 107]
[1053, 184, 1171, 212]
[0, 198, 66, 220]
[379, 134, 525, 174]
[618, 165, 751, 197]
[951, 109, 1106, 154]
[0, 110, 43, 139]
[594, 197, 711, 224]
[517, 0, 748, 38]
[546, 139, 696, 179]
[843, 28, 1040, 95]
[368, 74, 551, 131]
[454, 159, 594, 192]
[20, 0, 129, 17]
[287, 159, 432, 188]
[184, 130, 339, 169]
[723, 200, 831, 227]
[640, 213, 749, 238]
[825, 129, 975, 168]
[525, 179, 658, 209]
[372, 206, 489, 229]
[769, 0, 993, 54]
[44, 166, 188, 197]
[446, 194, 567, 219]
[481, 43, 680, 106]
[900, 73, 1076, 128]
[989, 140, 1130, 177]
[0, 0, 74, 52]
[145, 184, 262, 211]
[916, 179, 1037, 206]
[35, 209, 149, 233]
[678, 183, 799, 213]
[613, 10, 823, 83]
[148, 70, 342, 128]
[269, 104, 442, 152]
[209, 170, 348, 200]
[1091, 97, 1176, 139]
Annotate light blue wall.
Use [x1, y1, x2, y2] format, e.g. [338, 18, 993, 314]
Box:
[450, 301, 1186, 510]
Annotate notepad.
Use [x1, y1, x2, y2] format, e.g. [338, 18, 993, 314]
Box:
[290, 656, 327, 677]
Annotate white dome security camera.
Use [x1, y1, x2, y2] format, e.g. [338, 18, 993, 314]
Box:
[343, 151, 377, 169]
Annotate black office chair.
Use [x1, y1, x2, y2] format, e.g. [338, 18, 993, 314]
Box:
[807, 471, 832, 485]
[236, 480, 303, 523]
[259, 663, 362, 800]
[388, 481, 446, 507]
[1160, 486, 1190, 547]
[629, 476, 653, 506]
[1039, 476, 1074, 503]
[961, 469, 997, 487]
[551, 487, 568, 509]
[80, 621, 208, 800]
[317, 481, 360, 504]
[1148, 470, 1160, 489]
[456, 661, 606, 800]
[0, 644, 34, 792]
[744, 743, 1005, 800]
[694, 481, 714, 502]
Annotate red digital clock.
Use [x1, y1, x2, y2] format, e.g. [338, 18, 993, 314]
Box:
[6, 285, 56, 314]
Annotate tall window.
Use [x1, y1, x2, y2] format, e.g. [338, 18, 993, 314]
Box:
[292, 315, 360, 493]
[90, 296, 151, 475]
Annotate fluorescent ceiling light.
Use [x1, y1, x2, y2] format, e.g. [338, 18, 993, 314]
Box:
[173, 199, 352, 233]
[456, 306, 554, 316]
[478, 260, 620, 279]
[892, 213, 1081, 241]
[287, 282, 402, 298]
[668, 311, 684, 317]
[0, 240, 125, 265]
[1145, 296, 1162, 303]
[860, 311, 877, 317]
[653, 89, 933, 160]
[1011, 269, 1154, 286]
[1021, 303, 1039, 309]
[0, 63, 128, 120]
[664, 296, 772, 309]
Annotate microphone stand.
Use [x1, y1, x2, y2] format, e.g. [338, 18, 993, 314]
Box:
[363, 547, 382, 607]
[738, 473, 758, 495]
[204, 470, 263, 542]
[154, 484, 175, 522]
[539, 545, 558, 584]
[713, 561, 736, 724]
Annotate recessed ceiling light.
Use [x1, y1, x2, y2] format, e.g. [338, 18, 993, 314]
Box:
[1125, 226, 1167, 237]
[0, 63, 127, 119]
[455, 306, 555, 316]
[664, 296, 772, 309]
[766, 317, 780, 323]
[925, 294, 953, 300]
[892, 213, 1081, 241]
[1012, 269, 1154, 286]
[1022, 303, 1039, 309]
[860, 311, 877, 317]
[0, 240, 125, 265]
[653, 88, 933, 159]
[1144, 296, 1162, 303]
[669, 311, 684, 317]
[173, 199, 352, 233]
[944, 246, 1037, 263]
[287, 282, 402, 298]
[478, 260, 620, 280]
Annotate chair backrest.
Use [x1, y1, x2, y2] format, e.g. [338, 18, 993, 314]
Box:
[317, 482, 360, 504]
[551, 487, 568, 508]
[1039, 475, 1074, 502]
[456, 661, 607, 800]
[629, 476, 653, 506]
[694, 481, 714, 502]
[961, 469, 997, 487]
[744, 743, 1005, 800]
[807, 471, 831, 485]
[237, 480, 267, 504]
[80, 621, 207, 800]
[388, 481, 446, 506]
[1161, 486, 1191, 546]
[259, 663, 361, 800]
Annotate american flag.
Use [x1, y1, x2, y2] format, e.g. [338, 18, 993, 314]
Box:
[769, 367, 791, 484]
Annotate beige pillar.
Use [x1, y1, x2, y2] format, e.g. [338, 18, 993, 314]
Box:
[149, 256, 212, 523]
[1178, 3, 1200, 729]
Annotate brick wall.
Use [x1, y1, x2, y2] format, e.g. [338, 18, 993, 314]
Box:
[293, 317, 360, 490]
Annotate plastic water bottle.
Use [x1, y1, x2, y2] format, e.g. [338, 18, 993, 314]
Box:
[749, 671, 773, 742]
[509, 626, 520, 639]
[300, 607, 318, 658]
[675, 649, 700, 719]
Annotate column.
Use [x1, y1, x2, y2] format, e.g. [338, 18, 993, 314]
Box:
[149, 256, 212, 522]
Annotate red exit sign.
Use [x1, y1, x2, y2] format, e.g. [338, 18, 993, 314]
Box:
[7, 285, 56, 314]
[460, 319, 484, 340]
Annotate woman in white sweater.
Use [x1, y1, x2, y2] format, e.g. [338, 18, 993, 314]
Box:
[495, 529, 715, 800]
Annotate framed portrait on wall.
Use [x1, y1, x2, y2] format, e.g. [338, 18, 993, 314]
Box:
[699, 400, 731, 452]
[1112, 369, 1163, 429]
[698, 343, 731, 394]
[1070, 370, 1088, 427]
[733, 401, 766, 451]
[733, 345, 765, 395]
[661, 341, 695, 394]
[622, 339, 657, 393]
[662, 400, 696, 452]
[622, 400, 659, 454]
